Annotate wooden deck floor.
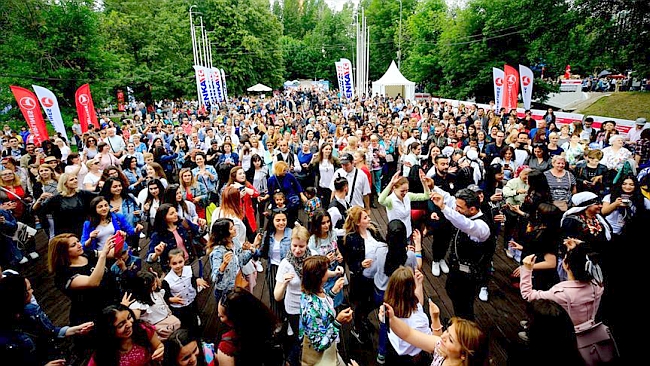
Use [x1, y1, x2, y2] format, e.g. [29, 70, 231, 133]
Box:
[20, 207, 531, 365]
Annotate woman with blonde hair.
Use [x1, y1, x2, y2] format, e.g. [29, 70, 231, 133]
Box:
[341, 205, 385, 342]
[32, 164, 59, 238]
[178, 167, 208, 219]
[267, 160, 306, 228]
[82, 158, 102, 191]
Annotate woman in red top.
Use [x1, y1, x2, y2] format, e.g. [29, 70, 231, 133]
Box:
[226, 166, 259, 241]
[0, 168, 31, 222]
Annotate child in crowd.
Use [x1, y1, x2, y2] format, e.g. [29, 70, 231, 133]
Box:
[110, 246, 142, 292]
[265, 190, 288, 217]
[161, 249, 209, 333]
[129, 269, 181, 341]
[303, 187, 322, 226]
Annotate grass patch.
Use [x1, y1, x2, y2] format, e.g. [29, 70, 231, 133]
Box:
[579, 92, 650, 120]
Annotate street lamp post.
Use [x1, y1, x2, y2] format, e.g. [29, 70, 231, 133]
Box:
[398, 0, 402, 69]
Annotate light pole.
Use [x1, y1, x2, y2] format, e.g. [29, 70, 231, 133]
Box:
[398, 0, 402, 69]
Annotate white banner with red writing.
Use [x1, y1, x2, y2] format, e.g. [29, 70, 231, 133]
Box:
[32, 85, 67, 140]
[492, 67, 504, 113]
[10, 86, 49, 145]
[75, 84, 99, 133]
[339, 58, 355, 100]
[503, 64, 519, 112]
[194, 65, 211, 108]
[220, 68, 228, 102]
[519, 65, 534, 110]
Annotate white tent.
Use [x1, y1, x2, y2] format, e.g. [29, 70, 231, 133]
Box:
[371, 61, 416, 101]
[247, 83, 272, 92]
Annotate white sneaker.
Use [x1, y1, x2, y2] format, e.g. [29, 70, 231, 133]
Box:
[255, 260, 264, 272]
[479, 287, 489, 302]
[439, 259, 449, 274]
[432, 261, 441, 277]
[28, 252, 39, 260]
[18, 256, 28, 264]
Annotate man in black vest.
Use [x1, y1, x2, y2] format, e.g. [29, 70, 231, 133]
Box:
[431, 188, 492, 321]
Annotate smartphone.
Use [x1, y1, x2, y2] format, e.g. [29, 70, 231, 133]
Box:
[114, 232, 125, 254]
[495, 188, 503, 196]
[381, 304, 390, 330]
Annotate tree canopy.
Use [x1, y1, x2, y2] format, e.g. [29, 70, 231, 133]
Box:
[1, 0, 648, 124]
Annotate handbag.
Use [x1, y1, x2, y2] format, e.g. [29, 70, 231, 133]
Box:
[235, 270, 249, 289]
[153, 314, 182, 341]
[575, 322, 619, 365]
[568, 283, 619, 365]
[301, 336, 338, 366]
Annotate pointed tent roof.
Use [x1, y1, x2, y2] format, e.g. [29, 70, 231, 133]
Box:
[374, 61, 415, 85]
[247, 83, 272, 92]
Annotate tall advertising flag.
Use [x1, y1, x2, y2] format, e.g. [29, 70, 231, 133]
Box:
[492, 68, 505, 113]
[32, 85, 67, 140]
[193, 65, 212, 108]
[75, 84, 99, 133]
[211, 67, 224, 103]
[339, 58, 355, 100]
[519, 65, 534, 110]
[503, 64, 519, 112]
[220, 68, 228, 102]
[335, 62, 345, 97]
[10, 86, 49, 145]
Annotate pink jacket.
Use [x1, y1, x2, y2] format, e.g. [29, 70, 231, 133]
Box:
[520, 266, 603, 329]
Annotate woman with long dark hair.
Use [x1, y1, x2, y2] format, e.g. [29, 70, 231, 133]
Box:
[216, 287, 279, 366]
[99, 177, 143, 250]
[259, 210, 293, 320]
[88, 304, 164, 366]
[178, 167, 208, 220]
[141, 178, 165, 229]
[307, 210, 344, 307]
[246, 154, 270, 228]
[226, 166, 260, 241]
[163, 328, 215, 366]
[121, 155, 145, 194]
[80, 196, 137, 251]
[367, 220, 421, 363]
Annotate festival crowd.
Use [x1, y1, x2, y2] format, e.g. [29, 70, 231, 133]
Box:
[1, 89, 642, 365]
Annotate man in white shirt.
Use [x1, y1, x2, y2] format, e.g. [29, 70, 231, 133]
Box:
[626, 118, 647, 144]
[329, 153, 371, 209]
[104, 127, 126, 157]
[273, 139, 301, 173]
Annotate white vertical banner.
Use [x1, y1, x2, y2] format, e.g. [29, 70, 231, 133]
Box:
[339, 58, 355, 100]
[31, 85, 67, 139]
[209, 67, 222, 104]
[492, 67, 505, 113]
[194, 65, 212, 108]
[519, 65, 534, 110]
[220, 68, 228, 102]
[335, 62, 345, 97]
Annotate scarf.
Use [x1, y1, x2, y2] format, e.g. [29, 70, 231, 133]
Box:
[285, 250, 309, 279]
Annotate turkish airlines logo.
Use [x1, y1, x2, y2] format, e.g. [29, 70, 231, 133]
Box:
[41, 97, 54, 108]
[495, 78, 504, 87]
[19, 97, 37, 110]
[78, 94, 89, 106]
[507, 74, 517, 85]
[522, 76, 531, 86]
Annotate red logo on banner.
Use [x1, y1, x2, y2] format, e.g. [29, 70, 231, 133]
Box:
[522, 76, 531, 86]
[78, 94, 89, 106]
[495, 78, 504, 87]
[40, 97, 54, 108]
[10, 86, 49, 146]
[507, 74, 517, 85]
[19, 97, 37, 110]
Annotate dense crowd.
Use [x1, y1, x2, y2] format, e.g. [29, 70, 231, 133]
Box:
[1, 89, 642, 365]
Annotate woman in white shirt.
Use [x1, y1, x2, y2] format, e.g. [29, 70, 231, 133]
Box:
[310, 143, 340, 207]
[382, 266, 434, 364]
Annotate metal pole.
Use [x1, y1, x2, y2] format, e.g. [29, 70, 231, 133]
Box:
[398, 0, 402, 69]
[366, 19, 369, 98]
[189, 5, 200, 105]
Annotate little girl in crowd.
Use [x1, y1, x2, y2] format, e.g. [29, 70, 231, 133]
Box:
[129, 269, 181, 341]
[162, 249, 209, 334]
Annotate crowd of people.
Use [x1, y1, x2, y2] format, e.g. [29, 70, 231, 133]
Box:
[0, 89, 641, 365]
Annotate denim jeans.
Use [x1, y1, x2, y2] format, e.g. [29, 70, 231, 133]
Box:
[373, 286, 387, 357]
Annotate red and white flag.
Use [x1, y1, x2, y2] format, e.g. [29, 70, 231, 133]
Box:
[32, 85, 67, 139]
[75, 84, 99, 132]
[518, 65, 534, 110]
[492, 68, 505, 113]
[503, 64, 519, 112]
[10, 86, 50, 145]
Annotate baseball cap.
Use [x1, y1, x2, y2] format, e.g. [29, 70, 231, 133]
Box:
[636, 117, 646, 125]
[340, 153, 353, 164]
[466, 184, 483, 193]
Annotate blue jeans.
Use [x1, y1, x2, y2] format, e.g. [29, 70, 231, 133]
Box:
[373, 286, 387, 357]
